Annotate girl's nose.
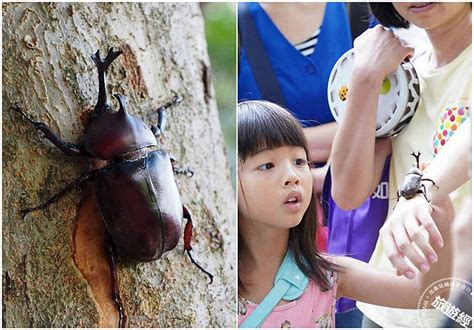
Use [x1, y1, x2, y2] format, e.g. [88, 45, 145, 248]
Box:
[284, 171, 300, 186]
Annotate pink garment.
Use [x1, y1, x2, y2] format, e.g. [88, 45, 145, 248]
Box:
[238, 272, 337, 328]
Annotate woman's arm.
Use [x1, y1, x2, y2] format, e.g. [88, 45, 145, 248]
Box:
[336, 197, 454, 308]
[379, 116, 471, 276]
[422, 116, 471, 204]
[304, 123, 336, 195]
[312, 164, 329, 195]
[330, 26, 413, 210]
[304, 122, 338, 164]
[335, 255, 421, 308]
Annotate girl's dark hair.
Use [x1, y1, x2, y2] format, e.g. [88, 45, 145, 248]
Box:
[369, 3, 410, 29]
[238, 100, 340, 293]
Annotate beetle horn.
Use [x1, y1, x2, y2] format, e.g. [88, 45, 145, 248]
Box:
[92, 48, 123, 114]
[114, 94, 128, 116]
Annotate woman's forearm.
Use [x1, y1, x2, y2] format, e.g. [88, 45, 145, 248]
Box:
[304, 122, 338, 163]
[330, 69, 385, 209]
[311, 164, 329, 194]
[423, 116, 471, 204]
[417, 197, 455, 303]
[330, 25, 413, 210]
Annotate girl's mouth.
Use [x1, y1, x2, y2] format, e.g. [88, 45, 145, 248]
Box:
[283, 192, 303, 212]
[409, 2, 435, 13]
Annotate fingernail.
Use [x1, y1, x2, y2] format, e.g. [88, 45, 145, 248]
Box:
[405, 271, 415, 279]
[420, 264, 429, 273]
[428, 254, 438, 263]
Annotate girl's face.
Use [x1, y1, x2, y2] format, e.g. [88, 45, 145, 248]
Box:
[392, 3, 470, 31]
[238, 146, 313, 230]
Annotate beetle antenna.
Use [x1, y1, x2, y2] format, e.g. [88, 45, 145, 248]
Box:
[91, 48, 123, 114]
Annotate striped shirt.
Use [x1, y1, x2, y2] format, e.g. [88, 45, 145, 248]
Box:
[294, 29, 320, 57]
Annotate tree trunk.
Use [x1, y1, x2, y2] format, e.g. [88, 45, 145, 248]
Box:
[2, 3, 235, 327]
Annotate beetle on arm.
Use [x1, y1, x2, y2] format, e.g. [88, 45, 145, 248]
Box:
[336, 195, 454, 308]
[380, 116, 471, 277]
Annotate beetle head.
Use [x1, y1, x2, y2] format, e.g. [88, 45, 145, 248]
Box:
[82, 94, 157, 160]
[407, 167, 424, 176]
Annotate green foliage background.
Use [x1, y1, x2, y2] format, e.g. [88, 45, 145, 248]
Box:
[201, 3, 236, 188]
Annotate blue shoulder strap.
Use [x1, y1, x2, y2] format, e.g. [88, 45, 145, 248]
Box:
[240, 250, 308, 328]
[238, 2, 286, 107]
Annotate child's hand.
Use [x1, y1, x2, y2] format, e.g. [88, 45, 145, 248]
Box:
[380, 194, 454, 279]
[352, 25, 414, 83]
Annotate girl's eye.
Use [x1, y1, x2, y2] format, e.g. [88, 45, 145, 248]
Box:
[257, 163, 274, 171]
[294, 158, 308, 166]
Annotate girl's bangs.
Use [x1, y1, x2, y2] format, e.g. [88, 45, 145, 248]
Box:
[238, 101, 308, 161]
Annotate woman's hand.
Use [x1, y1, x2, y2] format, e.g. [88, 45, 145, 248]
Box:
[352, 25, 414, 82]
[380, 194, 454, 279]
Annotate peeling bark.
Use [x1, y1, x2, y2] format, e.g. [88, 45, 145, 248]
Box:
[2, 3, 236, 327]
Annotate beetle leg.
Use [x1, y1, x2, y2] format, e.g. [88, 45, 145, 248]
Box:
[421, 178, 439, 190]
[169, 154, 194, 177]
[150, 106, 167, 138]
[11, 105, 90, 157]
[104, 234, 127, 328]
[391, 191, 402, 210]
[21, 171, 96, 218]
[419, 184, 431, 204]
[183, 206, 214, 284]
[419, 184, 435, 211]
[151, 95, 182, 138]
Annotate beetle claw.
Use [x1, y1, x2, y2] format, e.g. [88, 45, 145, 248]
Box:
[186, 250, 214, 284]
[173, 95, 183, 105]
[173, 166, 194, 177]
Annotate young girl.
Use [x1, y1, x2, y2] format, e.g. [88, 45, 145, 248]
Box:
[238, 100, 453, 328]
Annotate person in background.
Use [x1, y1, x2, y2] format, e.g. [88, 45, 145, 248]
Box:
[238, 4, 374, 326]
[238, 100, 454, 328]
[381, 117, 472, 328]
[330, 2, 471, 327]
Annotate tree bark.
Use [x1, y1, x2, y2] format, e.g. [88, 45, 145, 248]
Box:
[2, 3, 236, 327]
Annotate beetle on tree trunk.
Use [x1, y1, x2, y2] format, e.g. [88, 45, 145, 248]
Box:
[11, 48, 213, 328]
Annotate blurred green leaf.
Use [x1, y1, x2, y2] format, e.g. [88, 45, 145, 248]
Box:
[201, 3, 236, 189]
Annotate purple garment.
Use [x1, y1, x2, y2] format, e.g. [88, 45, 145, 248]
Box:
[322, 156, 390, 313]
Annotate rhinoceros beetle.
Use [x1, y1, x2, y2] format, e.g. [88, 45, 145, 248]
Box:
[11, 48, 213, 327]
[396, 152, 439, 202]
